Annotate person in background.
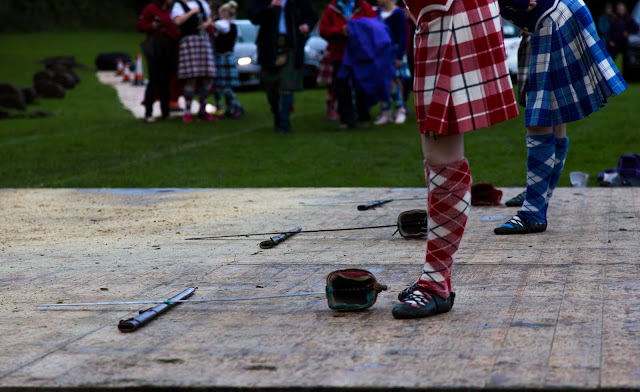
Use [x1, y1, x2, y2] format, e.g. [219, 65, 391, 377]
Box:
[319, 0, 377, 130]
[316, 50, 339, 121]
[374, 0, 409, 125]
[399, 0, 415, 117]
[494, 0, 627, 235]
[606, 2, 639, 62]
[171, 0, 218, 122]
[212, 1, 244, 118]
[207, 0, 222, 115]
[392, 0, 518, 319]
[248, 0, 318, 135]
[598, 2, 614, 42]
[503, 34, 532, 208]
[137, 0, 180, 123]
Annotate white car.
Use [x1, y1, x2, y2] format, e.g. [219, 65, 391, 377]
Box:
[234, 19, 261, 87]
[303, 24, 328, 87]
[502, 18, 523, 78]
[233, 20, 328, 88]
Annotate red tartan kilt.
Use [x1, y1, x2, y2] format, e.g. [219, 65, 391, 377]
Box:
[411, 0, 518, 135]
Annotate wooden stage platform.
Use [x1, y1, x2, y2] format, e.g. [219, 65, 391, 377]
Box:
[1, 187, 639, 391]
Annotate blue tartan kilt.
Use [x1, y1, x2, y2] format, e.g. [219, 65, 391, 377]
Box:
[214, 53, 240, 88]
[525, 0, 627, 127]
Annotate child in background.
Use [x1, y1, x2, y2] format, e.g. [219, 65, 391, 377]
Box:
[171, 0, 217, 122]
[374, 0, 409, 125]
[316, 50, 339, 121]
[606, 2, 639, 61]
[212, 1, 244, 118]
[494, 0, 627, 235]
[319, 0, 377, 129]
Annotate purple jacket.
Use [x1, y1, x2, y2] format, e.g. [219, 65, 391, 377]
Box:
[338, 17, 395, 107]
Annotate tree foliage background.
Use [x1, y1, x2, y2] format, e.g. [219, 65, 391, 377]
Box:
[0, 0, 334, 32]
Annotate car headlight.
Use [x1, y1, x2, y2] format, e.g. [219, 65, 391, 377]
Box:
[238, 57, 252, 66]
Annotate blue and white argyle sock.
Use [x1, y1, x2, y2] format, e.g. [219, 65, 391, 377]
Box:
[544, 137, 569, 214]
[198, 85, 211, 115]
[391, 84, 404, 110]
[520, 133, 556, 223]
[183, 86, 195, 112]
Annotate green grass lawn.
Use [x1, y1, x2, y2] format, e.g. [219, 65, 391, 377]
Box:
[0, 31, 638, 188]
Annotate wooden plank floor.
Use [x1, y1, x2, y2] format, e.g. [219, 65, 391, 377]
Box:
[1, 187, 639, 391]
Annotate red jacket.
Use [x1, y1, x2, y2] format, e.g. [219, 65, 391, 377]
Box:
[319, 0, 377, 62]
[137, 2, 180, 41]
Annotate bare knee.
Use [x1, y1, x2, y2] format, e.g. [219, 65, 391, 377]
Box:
[526, 126, 553, 136]
[553, 124, 567, 138]
[422, 133, 464, 166]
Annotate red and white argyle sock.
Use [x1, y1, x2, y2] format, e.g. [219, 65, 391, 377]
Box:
[417, 158, 472, 298]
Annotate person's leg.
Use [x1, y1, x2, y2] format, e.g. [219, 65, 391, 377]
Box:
[495, 127, 555, 234]
[143, 62, 157, 120]
[375, 78, 395, 125]
[325, 86, 338, 120]
[214, 88, 223, 114]
[545, 124, 568, 213]
[156, 37, 173, 119]
[223, 87, 243, 117]
[402, 76, 412, 113]
[169, 76, 183, 112]
[142, 43, 158, 121]
[262, 68, 281, 130]
[332, 60, 356, 127]
[391, 80, 406, 124]
[182, 78, 196, 122]
[355, 88, 371, 125]
[157, 67, 171, 119]
[278, 89, 294, 133]
[197, 77, 216, 120]
[374, 99, 392, 125]
[393, 133, 471, 319]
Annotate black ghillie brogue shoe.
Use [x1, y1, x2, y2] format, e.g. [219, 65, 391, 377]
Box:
[494, 211, 547, 235]
[392, 286, 455, 319]
[505, 190, 526, 207]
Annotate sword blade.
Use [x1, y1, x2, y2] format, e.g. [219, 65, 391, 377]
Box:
[36, 291, 326, 307]
[302, 196, 426, 206]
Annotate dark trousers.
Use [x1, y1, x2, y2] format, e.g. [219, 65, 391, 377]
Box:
[142, 36, 177, 118]
[261, 68, 281, 128]
[331, 60, 370, 126]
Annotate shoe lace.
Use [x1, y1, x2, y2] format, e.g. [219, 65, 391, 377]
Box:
[517, 210, 546, 225]
[399, 282, 419, 300]
[403, 289, 433, 307]
[505, 213, 527, 228]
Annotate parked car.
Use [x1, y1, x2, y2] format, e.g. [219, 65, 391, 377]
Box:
[234, 19, 261, 87]
[502, 19, 523, 80]
[304, 24, 328, 88]
[233, 20, 329, 88]
[624, 0, 640, 82]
